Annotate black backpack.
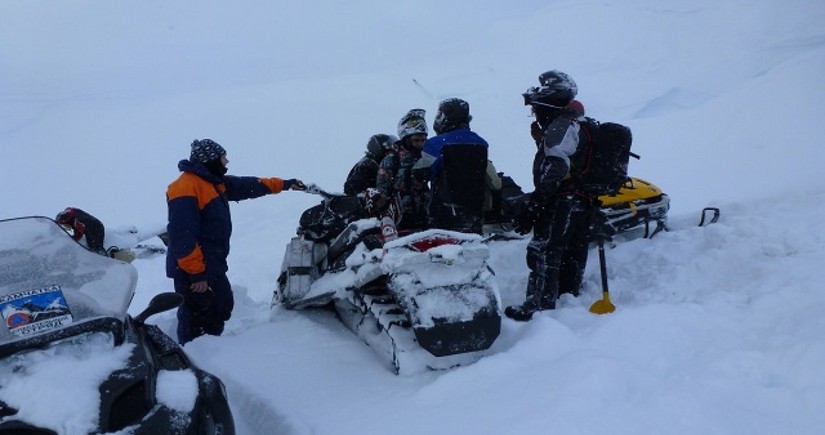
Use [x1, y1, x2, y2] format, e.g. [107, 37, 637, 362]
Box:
[575, 118, 636, 197]
[439, 144, 488, 214]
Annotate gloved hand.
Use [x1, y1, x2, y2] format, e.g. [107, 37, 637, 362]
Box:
[284, 179, 307, 191]
[513, 199, 542, 235]
[107, 247, 136, 263]
[530, 121, 543, 145]
[364, 188, 390, 216]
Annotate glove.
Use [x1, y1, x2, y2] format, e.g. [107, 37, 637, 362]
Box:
[108, 247, 136, 263]
[530, 121, 543, 145]
[364, 188, 389, 216]
[284, 179, 306, 191]
[513, 199, 541, 235]
[513, 213, 534, 235]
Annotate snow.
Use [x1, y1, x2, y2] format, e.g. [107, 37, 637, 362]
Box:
[0, 333, 134, 434]
[2, 0, 824, 434]
[155, 369, 199, 413]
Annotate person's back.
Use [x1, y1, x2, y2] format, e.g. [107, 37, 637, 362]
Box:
[343, 133, 397, 196]
[417, 98, 491, 233]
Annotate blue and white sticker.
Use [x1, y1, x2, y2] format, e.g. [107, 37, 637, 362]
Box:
[0, 285, 74, 336]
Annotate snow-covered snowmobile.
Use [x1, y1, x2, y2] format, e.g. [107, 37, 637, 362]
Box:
[0, 217, 234, 434]
[273, 189, 501, 374]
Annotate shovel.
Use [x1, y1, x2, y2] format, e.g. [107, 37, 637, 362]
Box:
[589, 232, 616, 315]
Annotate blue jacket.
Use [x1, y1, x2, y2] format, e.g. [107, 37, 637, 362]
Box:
[165, 159, 286, 280]
[419, 128, 488, 179]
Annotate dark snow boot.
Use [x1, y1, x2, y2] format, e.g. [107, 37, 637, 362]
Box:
[506, 274, 541, 321]
[505, 304, 536, 321]
[506, 272, 559, 321]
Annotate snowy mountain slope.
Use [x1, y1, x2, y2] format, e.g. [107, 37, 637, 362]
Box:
[2, 0, 825, 434]
[172, 194, 825, 435]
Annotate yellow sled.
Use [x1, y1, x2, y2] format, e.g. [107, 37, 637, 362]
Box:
[596, 177, 670, 238]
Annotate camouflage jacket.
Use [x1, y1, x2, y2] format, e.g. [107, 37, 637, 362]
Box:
[376, 143, 430, 230]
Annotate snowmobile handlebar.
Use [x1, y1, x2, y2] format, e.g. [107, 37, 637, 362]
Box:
[303, 183, 339, 200]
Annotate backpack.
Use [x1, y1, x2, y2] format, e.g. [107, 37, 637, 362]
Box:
[575, 118, 635, 197]
[439, 144, 488, 215]
[429, 144, 489, 233]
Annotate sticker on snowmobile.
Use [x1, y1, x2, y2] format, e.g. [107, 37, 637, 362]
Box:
[0, 285, 74, 336]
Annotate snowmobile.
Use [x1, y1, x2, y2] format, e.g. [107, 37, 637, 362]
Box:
[485, 175, 671, 240]
[596, 176, 670, 238]
[273, 188, 502, 374]
[0, 216, 234, 435]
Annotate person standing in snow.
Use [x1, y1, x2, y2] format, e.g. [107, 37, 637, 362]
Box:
[505, 71, 596, 322]
[343, 133, 398, 196]
[375, 109, 430, 234]
[413, 98, 501, 233]
[166, 139, 305, 344]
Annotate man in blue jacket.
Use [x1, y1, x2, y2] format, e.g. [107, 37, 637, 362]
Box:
[414, 98, 499, 233]
[166, 139, 305, 344]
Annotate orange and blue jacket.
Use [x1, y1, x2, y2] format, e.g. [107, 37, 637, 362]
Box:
[165, 159, 285, 281]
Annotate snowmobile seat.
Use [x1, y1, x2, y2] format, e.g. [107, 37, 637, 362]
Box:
[299, 196, 364, 242]
[327, 223, 381, 269]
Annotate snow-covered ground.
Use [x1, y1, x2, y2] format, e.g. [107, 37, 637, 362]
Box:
[2, 0, 824, 434]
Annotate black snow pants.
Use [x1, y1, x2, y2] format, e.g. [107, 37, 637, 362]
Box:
[525, 194, 593, 309]
[174, 273, 234, 345]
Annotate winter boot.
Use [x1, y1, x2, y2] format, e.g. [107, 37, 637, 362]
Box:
[505, 304, 537, 321]
[505, 274, 541, 322]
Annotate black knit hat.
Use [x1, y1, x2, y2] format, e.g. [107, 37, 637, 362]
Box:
[190, 139, 227, 163]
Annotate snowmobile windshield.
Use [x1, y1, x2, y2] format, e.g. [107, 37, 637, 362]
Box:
[0, 217, 136, 356]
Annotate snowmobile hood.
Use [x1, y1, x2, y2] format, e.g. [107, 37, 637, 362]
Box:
[599, 177, 664, 207]
[0, 217, 137, 355]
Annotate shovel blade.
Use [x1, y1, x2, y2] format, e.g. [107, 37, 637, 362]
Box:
[589, 292, 615, 314]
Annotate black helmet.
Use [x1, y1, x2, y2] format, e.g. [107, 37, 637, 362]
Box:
[365, 133, 398, 159]
[433, 98, 472, 135]
[522, 70, 578, 108]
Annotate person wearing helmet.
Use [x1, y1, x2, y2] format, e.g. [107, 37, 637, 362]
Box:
[56, 207, 107, 255]
[506, 70, 596, 322]
[343, 133, 398, 196]
[375, 109, 430, 233]
[166, 138, 306, 345]
[55, 207, 138, 262]
[413, 98, 501, 233]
